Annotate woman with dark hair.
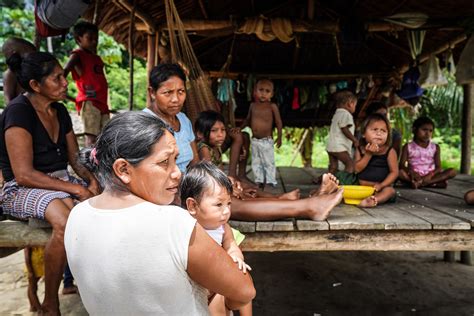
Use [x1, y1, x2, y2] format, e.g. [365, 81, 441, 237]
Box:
[65, 112, 255, 315]
[0, 52, 99, 315]
[144, 63, 198, 173]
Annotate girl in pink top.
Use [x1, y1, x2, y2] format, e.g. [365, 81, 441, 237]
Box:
[399, 117, 456, 188]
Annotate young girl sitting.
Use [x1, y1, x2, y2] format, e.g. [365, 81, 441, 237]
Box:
[354, 113, 399, 207]
[180, 161, 252, 316]
[195, 110, 300, 200]
[399, 116, 456, 189]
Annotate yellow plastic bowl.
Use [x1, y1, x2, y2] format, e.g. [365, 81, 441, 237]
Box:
[342, 185, 375, 205]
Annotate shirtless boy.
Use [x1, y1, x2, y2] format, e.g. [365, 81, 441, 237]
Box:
[241, 79, 282, 187]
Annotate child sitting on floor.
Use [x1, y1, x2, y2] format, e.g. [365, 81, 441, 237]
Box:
[354, 113, 398, 207]
[399, 116, 456, 189]
[180, 161, 252, 316]
[194, 110, 300, 200]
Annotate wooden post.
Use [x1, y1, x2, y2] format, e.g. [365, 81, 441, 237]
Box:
[146, 33, 156, 107]
[128, 2, 135, 111]
[443, 251, 456, 263]
[461, 251, 472, 266]
[461, 84, 472, 174]
[155, 32, 160, 66]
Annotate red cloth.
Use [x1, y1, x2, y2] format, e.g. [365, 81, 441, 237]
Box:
[292, 87, 300, 110]
[71, 49, 109, 114]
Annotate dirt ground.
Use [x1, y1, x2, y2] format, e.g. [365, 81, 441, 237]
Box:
[1, 250, 473, 315]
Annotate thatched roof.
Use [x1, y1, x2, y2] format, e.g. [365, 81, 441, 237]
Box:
[83, 0, 473, 77]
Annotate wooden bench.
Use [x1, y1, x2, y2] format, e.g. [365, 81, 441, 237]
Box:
[1, 167, 473, 264]
[230, 167, 474, 265]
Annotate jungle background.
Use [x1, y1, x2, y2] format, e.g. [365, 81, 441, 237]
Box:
[1, 2, 471, 173]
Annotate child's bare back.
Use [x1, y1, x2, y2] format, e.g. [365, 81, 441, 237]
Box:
[249, 101, 279, 138]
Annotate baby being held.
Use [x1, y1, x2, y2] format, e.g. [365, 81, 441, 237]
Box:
[180, 161, 252, 315]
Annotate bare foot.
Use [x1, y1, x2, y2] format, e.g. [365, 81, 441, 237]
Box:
[279, 189, 300, 200]
[62, 285, 78, 295]
[411, 179, 423, 189]
[359, 195, 377, 208]
[319, 173, 339, 195]
[40, 303, 60, 316]
[305, 188, 343, 221]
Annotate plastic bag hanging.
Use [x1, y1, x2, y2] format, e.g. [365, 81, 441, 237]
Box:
[419, 55, 448, 88]
[456, 35, 474, 85]
[446, 49, 456, 76]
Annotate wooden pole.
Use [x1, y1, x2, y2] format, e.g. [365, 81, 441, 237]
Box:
[461, 84, 473, 174]
[128, 2, 135, 111]
[155, 31, 160, 65]
[146, 33, 155, 107]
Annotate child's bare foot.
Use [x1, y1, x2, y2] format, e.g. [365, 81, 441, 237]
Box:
[411, 179, 423, 189]
[62, 285, 78, 295]
[359, 195, 377, 208]
[306, 188, 343, 221]
[319, 173, 339, 195]
[279, 189, 300, 200]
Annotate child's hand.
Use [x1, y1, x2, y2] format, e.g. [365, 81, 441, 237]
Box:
[230, 255, 252, 274]
[365, 142, 379, 154]
[276, 137, 282, 148]
[373, 183, 383, 192]
[243, 187, 257, 199]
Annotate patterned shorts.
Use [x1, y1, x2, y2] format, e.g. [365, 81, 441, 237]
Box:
[0, 170, 87, 220]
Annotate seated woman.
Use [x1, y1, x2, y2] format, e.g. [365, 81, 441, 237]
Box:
[145, 63, 250, 182]
[64, 112, 255, 314]
[0, 52, 99, 315]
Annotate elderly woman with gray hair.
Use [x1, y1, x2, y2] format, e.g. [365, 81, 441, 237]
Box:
[64, 111, 255, 315]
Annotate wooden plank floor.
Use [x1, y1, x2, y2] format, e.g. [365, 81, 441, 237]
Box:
[232, 167, 474, 252]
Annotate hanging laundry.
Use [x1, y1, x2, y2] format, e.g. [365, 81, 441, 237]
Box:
[456, 35, 474, 85]
[292, 87, 300, 110]
[419, 55, 448, 88]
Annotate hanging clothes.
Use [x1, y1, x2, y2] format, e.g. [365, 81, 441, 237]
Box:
[292, 87, 300, 110]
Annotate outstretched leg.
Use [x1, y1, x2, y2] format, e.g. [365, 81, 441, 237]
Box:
[231, 188, 343, 221]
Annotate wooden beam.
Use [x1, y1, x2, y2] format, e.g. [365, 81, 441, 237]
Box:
[461, 84, 473, 174]
[239, 230, 474, 252]
[115, 0, 156, 33]
[146, 33, 155, 108]
[400, 34, 468, 70]
[198, 0, 208, 19]
[373, 34, 411, 57]
[307, 0, 315, 20]
[208, 71, 389, 80]
[0, 222, 50, 248]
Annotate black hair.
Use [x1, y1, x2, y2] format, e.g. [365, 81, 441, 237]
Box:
[78, 112, 172, 190]
[412, 116, 435, 135]
[73, 21, 98, 38]
[360, 113, 392, 147]
[6, 52, 59, 93]
[194, 110, 225, 144]
[334, 90, 357, 107]
[179, 161, 233, 207]
[365, 101, 388, 116]
[149, 63, 186, 91]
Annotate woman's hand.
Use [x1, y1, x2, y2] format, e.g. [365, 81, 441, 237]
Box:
[75, 185, 95, 201]
[373, 183, 383, 192]
[87, 179, 101, 196]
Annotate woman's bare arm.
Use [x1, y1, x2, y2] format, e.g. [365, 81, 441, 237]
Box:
[187, 224, 255, 310]
[6, 127, 93, 201]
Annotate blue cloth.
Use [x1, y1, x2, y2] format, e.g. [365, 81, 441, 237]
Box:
[64, 263, 74, 287]
[143, 109, 195, 172]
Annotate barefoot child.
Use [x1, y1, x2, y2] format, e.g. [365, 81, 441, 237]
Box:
[195, 110, 300, 200]
[354, 113, 398, 207]
[241, 79, 282, 188]
[326, 90, 359, 177]
[180, 161, 253, 316]
[399, 116, 456, 189]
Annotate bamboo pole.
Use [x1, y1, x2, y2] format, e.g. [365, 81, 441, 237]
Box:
[155, 31, 160, 66]
[128, 2, 135, 111]
[208, 71, 388, 80]
[115, 0, 156, 33]
[146, 33, 155, 107]
[461, 84, 472, 174]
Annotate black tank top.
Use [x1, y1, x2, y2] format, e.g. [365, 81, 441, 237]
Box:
[358, 149, 390, 183]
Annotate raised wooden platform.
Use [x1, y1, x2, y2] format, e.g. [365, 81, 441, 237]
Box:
[232, 167, 474, 253]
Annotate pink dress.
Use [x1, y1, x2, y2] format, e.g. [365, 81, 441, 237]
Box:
[407, 141, 436, 176]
